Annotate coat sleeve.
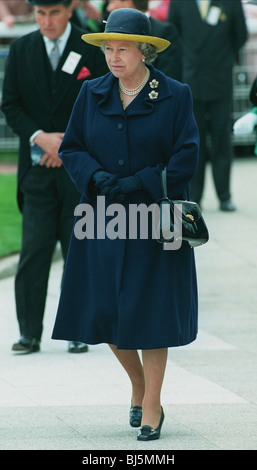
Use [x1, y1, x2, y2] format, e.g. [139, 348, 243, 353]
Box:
[58, 82, 103, 200]
[136, 83, 199, 202]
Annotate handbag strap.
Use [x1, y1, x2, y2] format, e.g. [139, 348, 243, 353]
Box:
[161, 166, 186, 202]
[161, 166, 168, 199]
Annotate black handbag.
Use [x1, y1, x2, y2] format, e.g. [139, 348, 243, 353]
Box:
[156, 167, 209, 247]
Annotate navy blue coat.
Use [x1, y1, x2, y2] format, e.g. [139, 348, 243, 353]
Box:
[52, 65, 199, 349]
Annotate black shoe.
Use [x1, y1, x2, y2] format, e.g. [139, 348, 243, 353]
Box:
[12, 338, 40, 354]
[220, 199, 236, 211]
[68, 341, 88, 353]
[130, 406, 142, 427]
[137, 407, 164, 441]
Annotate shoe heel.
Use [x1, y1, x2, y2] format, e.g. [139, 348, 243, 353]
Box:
[130, 406, 142, 427]
[137, 407, 164, 441]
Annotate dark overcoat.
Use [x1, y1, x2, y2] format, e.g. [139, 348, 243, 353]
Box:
[52, 65, 199, 349]
[168, 0, 248, 100]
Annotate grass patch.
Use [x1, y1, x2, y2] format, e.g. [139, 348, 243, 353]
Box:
[0, 174, 21, 258]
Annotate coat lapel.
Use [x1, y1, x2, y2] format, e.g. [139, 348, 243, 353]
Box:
[27, 31, 52, 108]
[91, 73, 124, 116]
[187, 0, 214, 50]
[53, 26, 85, 111]
[27, 26, 87, 112]
[26, 28, 85, 110]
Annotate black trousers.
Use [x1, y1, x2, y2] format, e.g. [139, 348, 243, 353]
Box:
[190, 98, 233, 203]
[15, 165, 80, 342]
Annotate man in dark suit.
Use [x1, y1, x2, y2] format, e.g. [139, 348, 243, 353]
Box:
[168, 0, 247, 210]
[2, 0, 108, 353]
[106, 0, 182, 80]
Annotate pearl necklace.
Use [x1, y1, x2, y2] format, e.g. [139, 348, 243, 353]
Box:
[119, 68, 150, 96]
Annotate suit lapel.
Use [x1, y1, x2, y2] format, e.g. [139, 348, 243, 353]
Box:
[27, 31, 52, 107]
[27, 26, 86, 112]
[190, 0, 219, 51]
[53, 26, 84, 110]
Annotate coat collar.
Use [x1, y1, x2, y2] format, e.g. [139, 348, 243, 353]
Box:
[90, 65, 173, 116]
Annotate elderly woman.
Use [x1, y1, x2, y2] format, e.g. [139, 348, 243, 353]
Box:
[52, 8, 199, 441]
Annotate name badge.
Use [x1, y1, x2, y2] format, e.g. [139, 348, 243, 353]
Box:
[62, 51, 82, 74]
[206, 6, 222, 25]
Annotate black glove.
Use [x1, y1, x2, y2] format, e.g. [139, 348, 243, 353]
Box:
[92, 171, 125, 201]
[117, 175, 143, 194]
[92, 170, 114, 186]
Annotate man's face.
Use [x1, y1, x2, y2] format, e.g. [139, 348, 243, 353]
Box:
[35, 4, 72, 40]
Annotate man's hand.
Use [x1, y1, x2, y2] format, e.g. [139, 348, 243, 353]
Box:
[34, 131, 64, 168]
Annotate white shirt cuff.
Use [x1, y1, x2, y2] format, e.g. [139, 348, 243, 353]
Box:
[30, 130, 43, 144]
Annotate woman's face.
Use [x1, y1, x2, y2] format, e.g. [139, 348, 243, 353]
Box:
[104, 40, 145, 81]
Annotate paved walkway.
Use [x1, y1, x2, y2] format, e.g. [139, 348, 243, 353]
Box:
[0, 158, 257, 451]
[0, 162, 17, 174]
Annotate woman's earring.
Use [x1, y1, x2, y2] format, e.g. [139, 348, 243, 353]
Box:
[142, 57, 145, 62]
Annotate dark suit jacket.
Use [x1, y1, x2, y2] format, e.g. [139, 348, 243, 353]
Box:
[168, 0, 247, 100]
[2, 23, 109, 210]
[149, 16, 182, 81]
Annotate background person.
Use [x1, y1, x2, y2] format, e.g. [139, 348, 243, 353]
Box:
[0, 0, 34, 27]
[71, 0, 106, 32]
[148, 0, 169, 21]
[168, 0, 248, 211]
[52, 8, 199, 441]
[1, 0, 108, 354]
[233, 0, 257, 153]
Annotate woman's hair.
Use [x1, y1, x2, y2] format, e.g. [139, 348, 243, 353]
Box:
[101, 41, 157, 64]
[136, 42, 157, 64]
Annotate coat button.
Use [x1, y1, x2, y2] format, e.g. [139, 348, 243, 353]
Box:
[118, 159, 125, 166]
[117, 123, 124, 130]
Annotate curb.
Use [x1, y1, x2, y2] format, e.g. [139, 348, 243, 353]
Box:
[0, 244, 62, 280]
[0, 253, 19, 280]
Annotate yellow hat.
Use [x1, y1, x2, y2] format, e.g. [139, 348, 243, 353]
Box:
[81, 9, 170, 53]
